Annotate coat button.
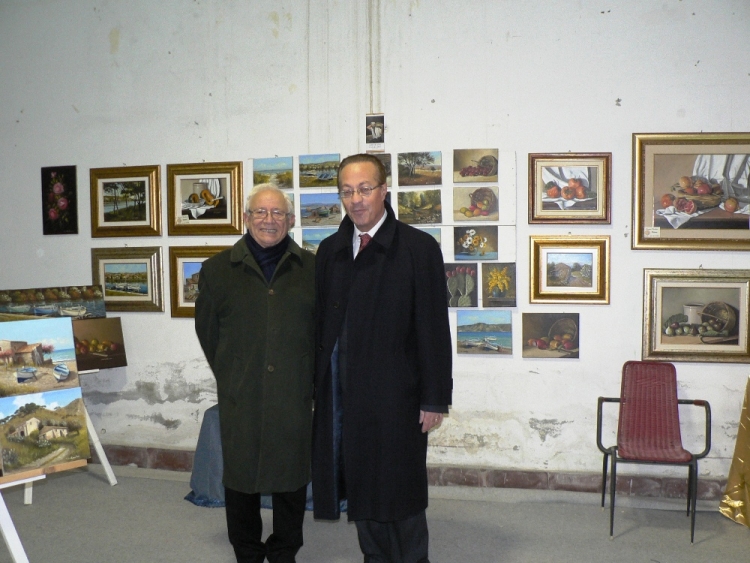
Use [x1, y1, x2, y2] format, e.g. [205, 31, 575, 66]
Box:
[268, 289, 275, 295]
[318, 345, 324, 351]
[267, 365, 275, 372]
[333, 301, 339, 308]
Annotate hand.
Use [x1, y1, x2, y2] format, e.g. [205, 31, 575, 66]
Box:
[419, 410, 443, 433]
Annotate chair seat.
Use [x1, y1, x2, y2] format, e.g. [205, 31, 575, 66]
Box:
[618, 442, 692, 463]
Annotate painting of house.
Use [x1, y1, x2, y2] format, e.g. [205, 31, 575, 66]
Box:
[9, 417, 40, 439]
[40, 426, 69, 440]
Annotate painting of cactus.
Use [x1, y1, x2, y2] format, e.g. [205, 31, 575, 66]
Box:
[444, 263, 478, 308]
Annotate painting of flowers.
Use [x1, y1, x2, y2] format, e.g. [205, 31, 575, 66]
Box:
[41, 165, 77, 235]
[454, 226, 498, 260]
[482, 263, 516, 307]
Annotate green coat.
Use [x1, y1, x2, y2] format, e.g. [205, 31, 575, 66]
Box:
[195, 236, 315, 495]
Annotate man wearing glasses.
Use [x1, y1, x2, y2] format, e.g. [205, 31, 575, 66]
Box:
[196, 184, 315, 563]
[312, 154, 453, 562]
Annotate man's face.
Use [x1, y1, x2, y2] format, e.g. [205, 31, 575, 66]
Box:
[244, 190, 294, 248]
[339, 161, 386, 233]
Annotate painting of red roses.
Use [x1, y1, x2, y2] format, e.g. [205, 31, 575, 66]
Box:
[41, 165, 78, 235]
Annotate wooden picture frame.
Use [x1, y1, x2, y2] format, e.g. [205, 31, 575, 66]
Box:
[90, 165, 161, 237]
[643, 269, 750, 363]
[530, 235, 610, 304]
[91, 247, 164, 312]
[632, 132, 750, 250]
[169, 246, 229, 318]
[528, 153, 611, 224]
[166, 161, 243, 236]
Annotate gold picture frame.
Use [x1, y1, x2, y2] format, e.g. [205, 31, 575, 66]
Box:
[528, 153, 611, 224]
[167, 161, 243, 236]
[643, 269, 750, 363]
[91, 247, 164, 312]
[530, 235, 610, 304]
[169, 246, 229, 318]
[90, 165, 161, 237]
[632, 132, 750, 250]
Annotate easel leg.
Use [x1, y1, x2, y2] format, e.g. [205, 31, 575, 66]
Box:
[0, 492, 30, 563]
[84, 408, 117, 486]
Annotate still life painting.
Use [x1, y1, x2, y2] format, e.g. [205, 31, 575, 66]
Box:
[457, 310, 511, 355]
[253, 157, 293, 189]
[453, 149, 499, 183]
[482, 263, 516, 308]
[453, 186, 499, 221]
[397, 152, 442, 186]
[522, 313, 580, 359]
[299, 154, 339, 188]
[41, 165, 78, 235]
[444, 263, 478, 308]
[397, 189, 442, 225]
[72, 317, 127, 371]
[454, 226, 498, 261]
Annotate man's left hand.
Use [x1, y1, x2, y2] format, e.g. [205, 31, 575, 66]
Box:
[419, 410, 443, 433]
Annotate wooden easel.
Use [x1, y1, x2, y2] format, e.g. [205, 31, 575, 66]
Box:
[0, 406, 116, 562]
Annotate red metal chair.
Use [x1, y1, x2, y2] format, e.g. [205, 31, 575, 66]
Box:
[596, 361, 711, 542]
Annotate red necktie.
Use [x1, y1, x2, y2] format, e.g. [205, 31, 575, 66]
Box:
[359, 233, 372, 251]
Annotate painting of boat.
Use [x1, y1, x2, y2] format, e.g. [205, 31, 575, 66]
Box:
[60, 305, 87, 318]
[16, 367, 37, 383]
[33, 304, 59, 316]
[53, 363, 70, 381]
[7, 304, 31, 314]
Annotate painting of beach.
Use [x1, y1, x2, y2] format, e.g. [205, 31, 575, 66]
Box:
[299, 154, 339, 188]
[457, 310, 512, 355]
[300, 193, 342, 227]
[253, 156, 293, 189]
[302, 228, 337, 254]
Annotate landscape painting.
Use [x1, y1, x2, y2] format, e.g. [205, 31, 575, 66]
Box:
[453, 149, 499, 183]
[522, 313, 579, 359]
[374, 153, 392, 186]
[482, 263, 517, 308]
[300, 193, 342, 227]
[397, 189, 442, 225]
[299, 154, 339, 188]
[302, 228, 337, 254]
[457, 310, 511, 355]
[0, 387, 90, 481]
[0, 318, 80, 397]
[397, 151, 442, 186]
[0, 285, 105, 322]
[454, 226, 498, 261]
[72, 317, 127, 372]
[253, 156, 294, 189]
[444, 263, 478, 308]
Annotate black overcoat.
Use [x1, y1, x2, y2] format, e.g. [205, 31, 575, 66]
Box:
[312, 202, 453, 522]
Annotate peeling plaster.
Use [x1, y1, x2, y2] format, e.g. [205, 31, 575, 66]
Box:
[127, 412, 181, 430]
[528, 418, 571, 442]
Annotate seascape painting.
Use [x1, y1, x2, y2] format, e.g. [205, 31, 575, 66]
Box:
[0, 387, 90, 480]
[302, 228, 337, 254]
[299, 154, 339, 188]
[0, 286, 105, 322]
[253, 157, 294, 189]
[300, 193, 342, 227]
[457, 310, 511, 355]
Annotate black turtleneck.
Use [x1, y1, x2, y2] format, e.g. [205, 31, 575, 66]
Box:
[245, 232, 290, 282]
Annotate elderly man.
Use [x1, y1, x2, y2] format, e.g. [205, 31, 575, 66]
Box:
[196, 183, 315, 563]
[312, 154, 453, 562]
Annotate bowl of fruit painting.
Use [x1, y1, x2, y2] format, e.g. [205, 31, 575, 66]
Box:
[528, 153, 611, 224]
[632, 133, 750, 250]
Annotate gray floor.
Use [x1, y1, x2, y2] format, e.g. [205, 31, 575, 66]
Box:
[0, 464, 747, 562]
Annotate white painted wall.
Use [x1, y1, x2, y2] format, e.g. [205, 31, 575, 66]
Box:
[1, 0, 749, 481]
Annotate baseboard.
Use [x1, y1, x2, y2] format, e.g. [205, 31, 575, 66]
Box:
[91, 445, 726, 501]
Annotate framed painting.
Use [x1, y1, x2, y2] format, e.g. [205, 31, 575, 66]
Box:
[456, 310, 511, 355]
[168, 246, 229, 318]
[91, 247, 164, 312]
[643, 269, 750, 363]
[397, 151, 442, 186]
[530, 236, 610, 304]
[632, 132, 750, 250]
[253, 156, 293, 189]
[522, 313, 579, 359]
[528, 153, 611, 224]
[299, 154, 339, 188]
[453, 149, 499, 183]
[90, 165, 161, 237]
[166, 161, 243, 236]
[481, 263, 516, 307]
[444, 263, 478, 308]
[42, 165, 78, 235]
[454, 226, 498, 260]
[396, 189, 442, 225]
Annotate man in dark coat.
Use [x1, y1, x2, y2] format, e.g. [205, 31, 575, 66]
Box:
[196, 184, 315, 563]
[312, 154, 453, 563]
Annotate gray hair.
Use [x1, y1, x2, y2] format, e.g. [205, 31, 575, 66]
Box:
[246, 183, 293, 214]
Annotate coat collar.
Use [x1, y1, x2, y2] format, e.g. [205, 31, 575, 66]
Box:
[331, 200, 397, 254]
[230, 234, 303, 270]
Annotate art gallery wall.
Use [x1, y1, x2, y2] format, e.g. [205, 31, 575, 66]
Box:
[1, 0, 749, 482]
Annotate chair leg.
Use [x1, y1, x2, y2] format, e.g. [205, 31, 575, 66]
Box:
[609, 453, 617, 538]
[686, 464, 693, 517]
[690, 461, 698, 544]
[601, 453, 609, 508]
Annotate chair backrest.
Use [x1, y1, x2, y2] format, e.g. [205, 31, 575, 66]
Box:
[617, 361, 691, 462]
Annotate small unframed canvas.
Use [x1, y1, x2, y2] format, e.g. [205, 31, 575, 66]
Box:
[72, 317, 128, 371]
[300, 193, 342, 227]
[299, 154, 339, 188]
[0, 286, 105, 322]
[253, 157, 294, 189]
[522, 313, 580, 359]
[457, 310, 512, 355]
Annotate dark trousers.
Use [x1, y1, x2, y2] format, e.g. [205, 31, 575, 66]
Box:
[224, 484, 307, 563]
[355, 510, 430, 563]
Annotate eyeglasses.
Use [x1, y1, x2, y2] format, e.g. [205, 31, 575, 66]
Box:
[339, 185, 382, 199]
[248, 208, 290, 221]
